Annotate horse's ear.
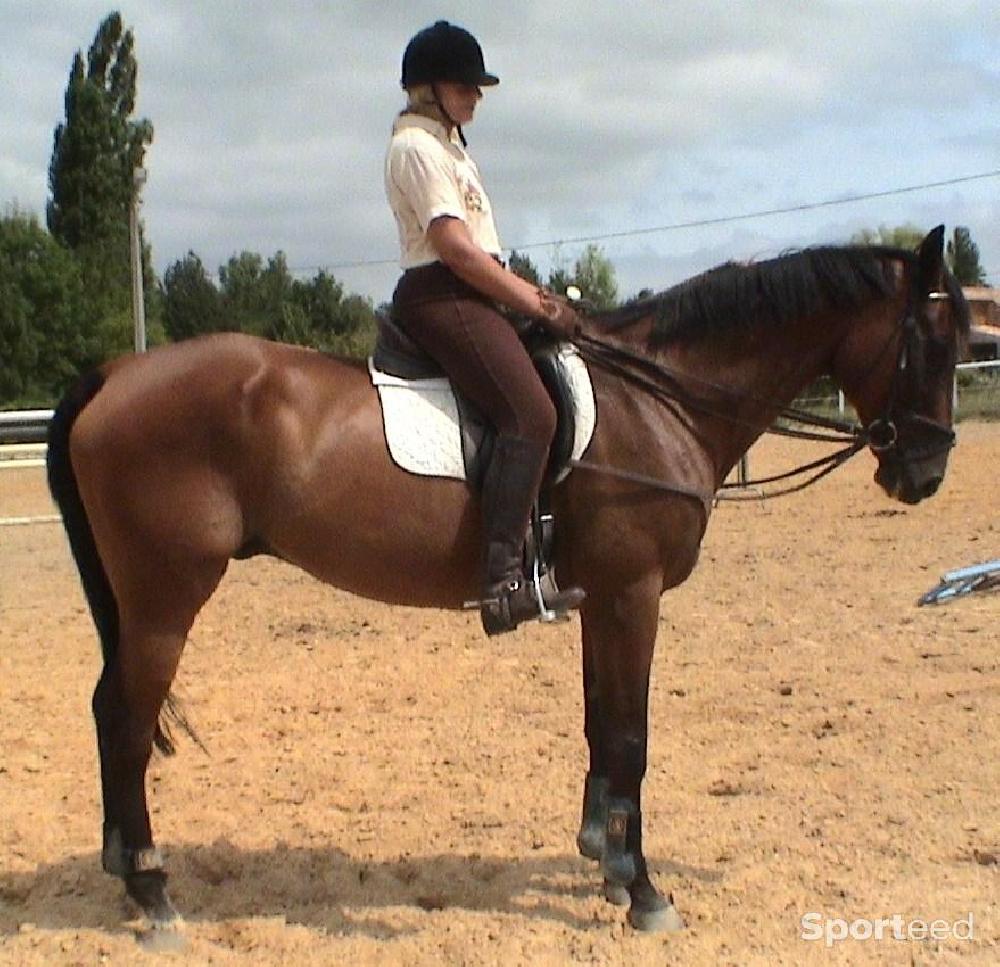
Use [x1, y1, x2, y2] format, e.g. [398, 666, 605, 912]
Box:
[916, 225, 945, 289]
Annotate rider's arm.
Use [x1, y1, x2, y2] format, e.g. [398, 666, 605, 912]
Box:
[427, 215, 546, 317]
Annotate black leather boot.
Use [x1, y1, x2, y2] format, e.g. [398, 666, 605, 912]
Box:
[480, 436, 585, 636]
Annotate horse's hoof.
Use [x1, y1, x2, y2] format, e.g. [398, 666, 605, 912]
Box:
[126, 869, 180, 928]
[137, 922, 187, 953]
[602, 878, 630, 906]
[627, 894, 685, 933]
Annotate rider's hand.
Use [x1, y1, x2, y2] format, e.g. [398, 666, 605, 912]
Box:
[535, 289, 583, 339]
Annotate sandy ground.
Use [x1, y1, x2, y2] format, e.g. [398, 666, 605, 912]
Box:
[0, 426, 997, 965]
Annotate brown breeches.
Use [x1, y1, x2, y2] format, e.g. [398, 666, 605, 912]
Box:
[391, 263, 556, 447]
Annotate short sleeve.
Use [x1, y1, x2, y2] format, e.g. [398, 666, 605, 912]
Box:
[389, 140, 466, 232]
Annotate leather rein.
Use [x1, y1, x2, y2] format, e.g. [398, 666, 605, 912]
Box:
[567, 289, 956, 506]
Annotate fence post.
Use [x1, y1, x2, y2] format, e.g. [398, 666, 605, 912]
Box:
[130, 167, 147, 354]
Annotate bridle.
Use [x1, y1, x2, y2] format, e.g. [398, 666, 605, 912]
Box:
[568, 283, 958, 505]
[862, 290, 956, 465]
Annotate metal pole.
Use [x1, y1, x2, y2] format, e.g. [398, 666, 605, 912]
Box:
[130, 167, 147, 353]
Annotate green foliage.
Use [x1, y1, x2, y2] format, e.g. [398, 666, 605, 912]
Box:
[47, 13, 152, 252]
[851, 224, 925, 250]
[853, 224, 987, 286]
[161, 249, 377, 357]
[548, 244, 619, 309]
[508, 250, 541, 286]
[547, 265, 572, 297]
[947, 227, 986, 285]
[571, 244, 618, 310]
[162, 252, 226, 341]
[0, 209, 92, 404]
[46, 11, 155, 361]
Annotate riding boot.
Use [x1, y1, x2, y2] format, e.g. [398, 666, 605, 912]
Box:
[480, 435, 585, 636]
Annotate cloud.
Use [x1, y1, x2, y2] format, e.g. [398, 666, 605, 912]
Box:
[2, 0, 998, 299]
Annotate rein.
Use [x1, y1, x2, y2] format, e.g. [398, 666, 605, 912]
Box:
[570, 330, 871, 503]
[568, 285, 953, 502]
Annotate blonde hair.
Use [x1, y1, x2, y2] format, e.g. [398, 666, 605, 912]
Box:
[401, 84, 451, 129]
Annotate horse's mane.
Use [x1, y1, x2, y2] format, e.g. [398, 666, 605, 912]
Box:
[599, 246, 918, 344]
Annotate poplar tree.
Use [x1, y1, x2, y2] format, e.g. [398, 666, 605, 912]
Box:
[46, 12, 155, 354]
[947, 227, 986, 286]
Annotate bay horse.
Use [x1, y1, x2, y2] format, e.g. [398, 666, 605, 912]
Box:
[46, 226, 968, 938]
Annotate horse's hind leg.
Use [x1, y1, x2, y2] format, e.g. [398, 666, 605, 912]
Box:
[95, 561, 226, 934]
[95, 627, 186, 924]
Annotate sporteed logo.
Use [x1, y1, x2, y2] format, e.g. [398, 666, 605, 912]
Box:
[801, 912, 975, 947]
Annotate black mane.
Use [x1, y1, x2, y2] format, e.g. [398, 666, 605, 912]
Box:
[600, 246, 911, 344]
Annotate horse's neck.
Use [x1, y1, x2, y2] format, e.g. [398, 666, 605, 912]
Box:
[650, 312, 847, 485]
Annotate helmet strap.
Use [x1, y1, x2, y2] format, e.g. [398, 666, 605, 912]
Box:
[431, 83, 468, 147]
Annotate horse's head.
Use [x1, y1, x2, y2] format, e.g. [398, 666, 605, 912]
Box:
[833, 226, 969, 505]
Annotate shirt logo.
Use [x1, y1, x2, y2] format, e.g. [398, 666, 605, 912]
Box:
[462, 181, 485, 214]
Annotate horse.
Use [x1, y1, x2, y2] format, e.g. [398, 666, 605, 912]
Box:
[45, 226, 968, 939]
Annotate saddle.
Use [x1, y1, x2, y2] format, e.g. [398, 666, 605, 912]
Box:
[370, 315, 595, 490]
[369, 314, 596, 620]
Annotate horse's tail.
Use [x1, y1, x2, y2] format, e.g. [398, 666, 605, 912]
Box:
[46, 369, 196, 756]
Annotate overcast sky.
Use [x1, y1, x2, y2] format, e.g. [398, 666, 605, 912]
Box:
[2, 1, 998, 304]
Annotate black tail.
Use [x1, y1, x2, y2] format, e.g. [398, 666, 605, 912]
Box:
[47, 370, 197, 755]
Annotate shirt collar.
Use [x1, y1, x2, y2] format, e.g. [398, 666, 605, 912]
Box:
[393, 113, 463, 148]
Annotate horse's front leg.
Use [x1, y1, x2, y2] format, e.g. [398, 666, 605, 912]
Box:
[577, 581, 684, 932]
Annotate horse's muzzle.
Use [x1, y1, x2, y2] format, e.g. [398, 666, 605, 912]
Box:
[875, 459, 945, 505]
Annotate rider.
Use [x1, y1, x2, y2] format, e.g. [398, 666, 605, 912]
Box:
[385, 20, 586, 635]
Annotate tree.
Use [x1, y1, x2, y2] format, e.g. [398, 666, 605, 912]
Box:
[214, 250, 378, 355]
[508, 250, 542, 286]
[0, 209, 87, 404]
[47, 13, 152, 249]
[853, 224, 987, 286]
[548, 244, 619, 309]
[947, 227, 986, 285]
[46, 12, 155, 358]
[162, 252, 225, 341]
[218, 251, 268, 335]
[571, 244, 618, 310]
[851, 224, 925, 250]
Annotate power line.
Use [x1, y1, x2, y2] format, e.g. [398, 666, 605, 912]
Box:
[300, 169, 1000, 273]
[514, 170, 1000, 250]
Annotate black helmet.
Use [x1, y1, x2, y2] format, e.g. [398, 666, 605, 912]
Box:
[401, 21, 499, 88]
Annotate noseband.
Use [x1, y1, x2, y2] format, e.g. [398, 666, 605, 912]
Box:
[863, 291, 956, 464]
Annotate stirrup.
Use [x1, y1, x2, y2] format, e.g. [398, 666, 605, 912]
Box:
[532, 555, 569, 623]
[476, 570, 585, 636]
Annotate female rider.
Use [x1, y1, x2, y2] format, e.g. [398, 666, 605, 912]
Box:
[385, 20, 585, 635]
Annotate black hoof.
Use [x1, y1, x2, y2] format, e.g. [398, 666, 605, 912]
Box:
[126, 870, 180, 928]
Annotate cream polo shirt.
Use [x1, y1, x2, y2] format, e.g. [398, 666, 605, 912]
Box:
[384, 114, 502, 269]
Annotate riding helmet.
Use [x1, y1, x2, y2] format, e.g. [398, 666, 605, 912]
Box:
[401, 20, 499, 88]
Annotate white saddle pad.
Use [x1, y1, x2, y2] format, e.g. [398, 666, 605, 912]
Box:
[369, 345, 596, 481]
